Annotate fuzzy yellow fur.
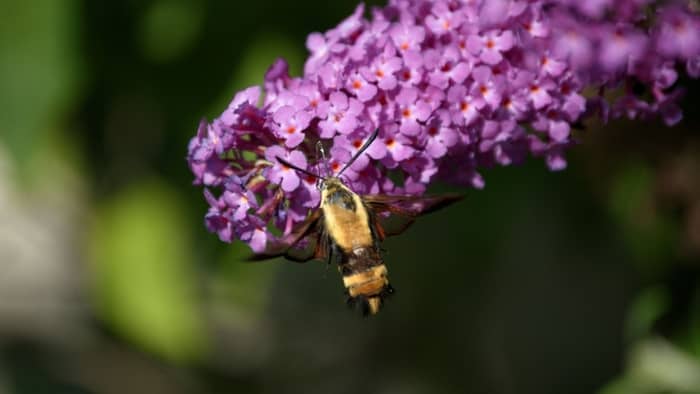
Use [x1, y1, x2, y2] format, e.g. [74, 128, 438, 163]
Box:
[321, 185, 373, 251]
[342, 265, 388, 298]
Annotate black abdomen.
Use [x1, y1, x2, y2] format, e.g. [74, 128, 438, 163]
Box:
[340, 247, 394, 315]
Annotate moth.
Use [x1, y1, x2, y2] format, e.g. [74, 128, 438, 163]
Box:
[250, 130, 462, 315]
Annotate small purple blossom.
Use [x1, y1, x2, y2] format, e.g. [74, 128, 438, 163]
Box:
[331, 133, 373, 172]
[264, 146, 307, 192]
[447, 85, 479, 126]
[272, 106, 311, 148]
[318, 91, 362, 137]
[467, 30, 515, 65]
[426, 2, 464, 35]
[361, 45, 403, 91]
[346, 70, 378, 102]
[396, 87, 431, 136]
[188, 0, 700, 252]
[238, 215, 268, 253]
[424, 111, 458, 159]
[390, 22, 425, 53]
[657, 6, 700, 60]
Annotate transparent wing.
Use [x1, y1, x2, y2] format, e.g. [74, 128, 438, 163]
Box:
[363, 193, 464, 238]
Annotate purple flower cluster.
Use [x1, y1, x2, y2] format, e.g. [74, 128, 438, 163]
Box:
[188, 0, 700, 252]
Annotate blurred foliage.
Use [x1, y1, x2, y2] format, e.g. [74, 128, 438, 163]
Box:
[0, 0, 81, 170]
[608, 163, 677, 275]
[625, 286, 670, 343]
[0, 0, 698, 393]
[601, 338, 700, 394]
[88, 181, 205, 362]
[139, 0, 204, 63]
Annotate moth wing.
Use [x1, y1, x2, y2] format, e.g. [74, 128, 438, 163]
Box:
[246, 209, 325, 263]
[363, 193, 463, 238]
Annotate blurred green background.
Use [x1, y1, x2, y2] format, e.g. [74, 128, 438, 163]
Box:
[1, 1, 699, 393]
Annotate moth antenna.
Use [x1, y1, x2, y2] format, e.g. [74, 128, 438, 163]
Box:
[316, 141, 332, 178]
[338, 129, 379, 176]
[275, 156, 324, 181]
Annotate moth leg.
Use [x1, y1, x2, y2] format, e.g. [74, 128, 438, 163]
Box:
[283, 253, 316, 263]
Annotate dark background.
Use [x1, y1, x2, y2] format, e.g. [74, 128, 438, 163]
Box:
[1, 1, 699, 393]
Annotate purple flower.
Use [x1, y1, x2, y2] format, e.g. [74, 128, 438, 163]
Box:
[599, 26, 647, 72]
[318, 91, 362, 137]
[424, 111, 458, 159]
[346, 69, 378, 102]
[467, 29, 515, 65]
[382, 133, 415, 164]
[305, 33, 339, 75]
[447, 85, 480, 126]
[272, 106, 311, 148]
[237, 215, 268, 253]
[539, 52, 566, 77]
[471, 66, 503, 110]
[396, 87, 432, 136]
[390, 22, 425, 53]
[331, 133, 373, 172]
[532, 109, 572, 142]
[425, 47, 472, 89]
[264, 146, 307, 192]
[220, 86, 261, 126]
[525, 76, 555, 110]
[522, 12, 549, 38]
[361, 46, 403, 91]
[656, 7, 700, 60]
[204, 189, 234, 243]
[397, 50, 424, 87]
[426, 2, 464, 35]
[188, 0, 700, 252]
[552, 25, 594, 70]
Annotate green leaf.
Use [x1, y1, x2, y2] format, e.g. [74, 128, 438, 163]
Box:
[0, 0, 81, 168]
[88, 181, 205, 362]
